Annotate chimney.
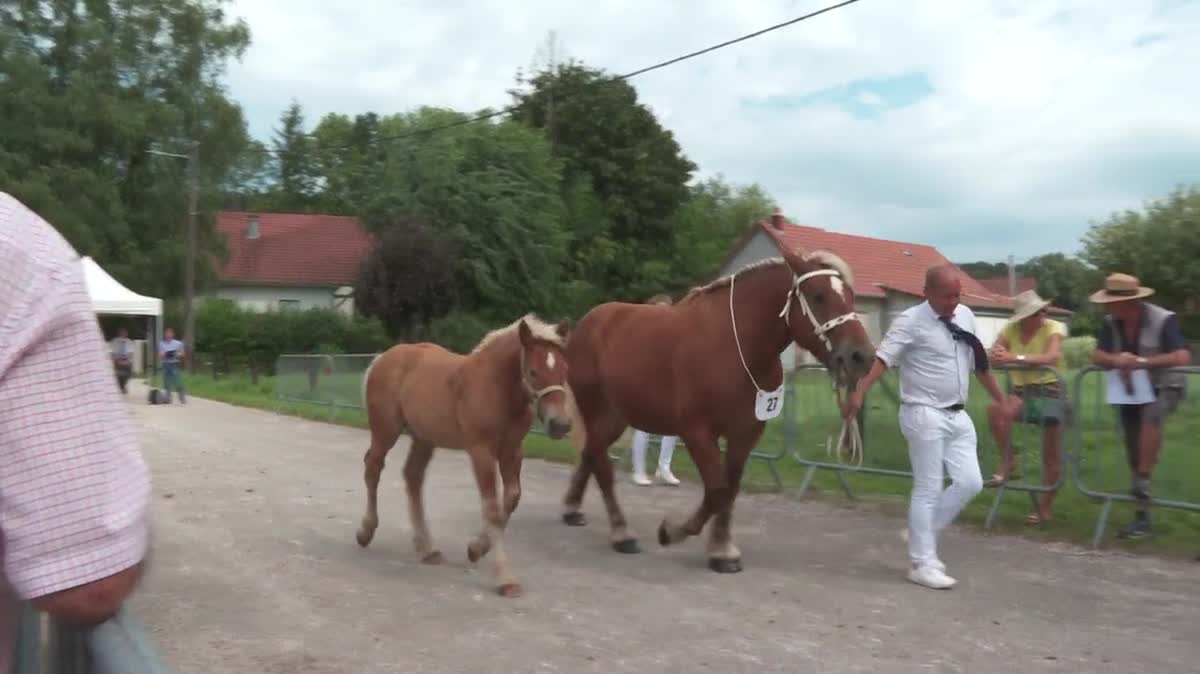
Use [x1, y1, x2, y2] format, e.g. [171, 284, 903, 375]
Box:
[246, 215, 260, 240]
[770, 207, 784, 230]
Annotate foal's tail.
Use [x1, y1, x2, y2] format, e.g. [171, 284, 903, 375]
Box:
[361, 353, 382, 409]
[561, 385, 588, 455]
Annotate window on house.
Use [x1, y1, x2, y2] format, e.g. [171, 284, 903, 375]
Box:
[278, 299, 300, 311]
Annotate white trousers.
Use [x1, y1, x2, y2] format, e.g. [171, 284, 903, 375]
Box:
[898, 405, 984, 567]
[631, 430, 676, 476]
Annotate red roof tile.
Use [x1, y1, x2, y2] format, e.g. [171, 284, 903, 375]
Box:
[753, 211, 1016, 311]
[977, 276, 1038, 297]
[214, 211, 375, 287]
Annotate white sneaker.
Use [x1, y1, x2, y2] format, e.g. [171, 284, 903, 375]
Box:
[907, 564, 957, 590]
[631, 473, 651, 486]
[656, 468, 680, 486]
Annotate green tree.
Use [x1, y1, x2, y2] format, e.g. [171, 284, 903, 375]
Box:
[268, 100, 320, 211]
[0, 0, 253, 301]
[509, 60, 697, 299]
[668, 176, 776, 293]
[1081, 184, 1200, 311]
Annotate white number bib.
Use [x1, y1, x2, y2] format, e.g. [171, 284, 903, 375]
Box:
[754, 383, 785, 421]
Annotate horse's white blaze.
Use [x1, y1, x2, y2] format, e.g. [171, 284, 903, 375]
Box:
[546, 352, 556, 369]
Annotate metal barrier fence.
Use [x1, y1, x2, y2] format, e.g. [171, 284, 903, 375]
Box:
[273, 353, 378, 417]
[1070, 365, 1199, 547]
[12, 603, 172, 673]
[784, 363, 1070, 531]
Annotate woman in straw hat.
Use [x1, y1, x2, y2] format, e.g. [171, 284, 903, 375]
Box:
[1088, 272, 1191, 540]
[629, 293, 681, 486]
[986, 289, 1069, 524]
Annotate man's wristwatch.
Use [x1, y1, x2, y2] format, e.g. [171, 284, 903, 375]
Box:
[1137, 356, 1148, 367]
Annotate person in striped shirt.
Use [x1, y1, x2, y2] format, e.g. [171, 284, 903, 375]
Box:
[0, 192, 152, 670]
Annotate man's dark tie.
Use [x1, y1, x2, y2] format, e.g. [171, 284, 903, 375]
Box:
[939, 316, 990, 373]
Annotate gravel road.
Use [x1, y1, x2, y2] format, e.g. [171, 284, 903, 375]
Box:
[125, 383, 1198, 673]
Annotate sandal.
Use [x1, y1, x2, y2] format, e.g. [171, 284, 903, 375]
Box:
[1025, 512, 1052, 525]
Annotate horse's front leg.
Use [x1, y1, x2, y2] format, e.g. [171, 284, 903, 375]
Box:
[658, 429, 736, 565]
[465, 444, 521, 597]
[704, 431, 758, 574]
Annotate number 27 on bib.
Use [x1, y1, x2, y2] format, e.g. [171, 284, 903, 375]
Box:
[754, 384, 785, 421]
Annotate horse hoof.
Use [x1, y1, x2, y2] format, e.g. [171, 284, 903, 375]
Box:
[497, 583, 523, 598]
[657, 523, 671, 547]
[421, 551, 445, 565]
[467, 543, 484, 564]
[708, 557, 743, 574]
[355, 530, 373, 548]
[562, 512, 587, 527]
[612, 538, 641, 554]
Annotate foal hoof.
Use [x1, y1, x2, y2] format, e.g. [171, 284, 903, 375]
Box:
[708, 557, 743, 574]
[497, 583, 523, 598]
[355, 529, 374, 548]
[562, 511, 587, 527]
[657, 523, 671, 547]
[611, 538, 641, 554]
[421, 550, 445, 565]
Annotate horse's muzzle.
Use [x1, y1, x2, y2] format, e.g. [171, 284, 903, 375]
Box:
[545, 416, 572, 440]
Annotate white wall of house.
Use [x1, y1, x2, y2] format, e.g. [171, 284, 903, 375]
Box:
[208, 285, 356, 316]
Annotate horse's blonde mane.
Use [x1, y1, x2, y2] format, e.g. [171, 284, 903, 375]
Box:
[679, 249, 854, 304]
[470, 313, 565, 354]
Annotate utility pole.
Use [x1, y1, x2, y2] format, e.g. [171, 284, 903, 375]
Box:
[184, 140, 199, 369]
[147, 142, 200, 370]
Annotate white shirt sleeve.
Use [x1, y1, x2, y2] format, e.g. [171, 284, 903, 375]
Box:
[875, 312, 914, 369]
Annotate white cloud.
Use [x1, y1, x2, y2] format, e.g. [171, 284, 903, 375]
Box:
[221, 0, 1200, 263]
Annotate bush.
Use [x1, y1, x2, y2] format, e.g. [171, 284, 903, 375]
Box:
[1063, 335, 1097, 369]
[193, 300, 393, 374]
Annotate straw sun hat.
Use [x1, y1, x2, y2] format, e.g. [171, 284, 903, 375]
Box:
[1088, 272, 1154, 304]
[1009, 289, 1052, 322]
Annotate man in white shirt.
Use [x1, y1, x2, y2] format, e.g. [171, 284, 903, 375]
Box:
[843, 265, 1009, 589]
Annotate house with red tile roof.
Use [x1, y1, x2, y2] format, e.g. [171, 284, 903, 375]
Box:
[718, 209, 1064, 368]
[209, 211, 375, 315]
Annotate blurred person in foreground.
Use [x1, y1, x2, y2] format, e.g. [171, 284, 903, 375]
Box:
[0, 192, 152, 670]
[1089, 272, 1190, 540]
[986, 290, 1069, 524]
[843, 265, 1010, 590]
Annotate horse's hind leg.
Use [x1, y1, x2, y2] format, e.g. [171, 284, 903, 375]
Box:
[561, 453, 592, 527]
[404, 438, 443, 564]
[356, 409, 403, 548]
[587, 422, 640, 554]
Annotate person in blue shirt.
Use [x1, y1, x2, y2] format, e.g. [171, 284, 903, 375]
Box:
[158, 327, 187, 404]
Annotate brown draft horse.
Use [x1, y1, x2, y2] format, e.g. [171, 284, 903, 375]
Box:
[559, 247, 876, 572]
[355, 314, 572, 597]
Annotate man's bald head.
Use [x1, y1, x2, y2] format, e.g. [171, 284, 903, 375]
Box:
[924, 264, 958, 292]
[924, 264, 963, 318]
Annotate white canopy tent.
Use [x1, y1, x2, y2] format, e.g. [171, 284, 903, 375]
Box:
[80, 256, 164, 375]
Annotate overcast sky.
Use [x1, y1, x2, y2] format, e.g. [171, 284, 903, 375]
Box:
[221, 0, 1200, 264]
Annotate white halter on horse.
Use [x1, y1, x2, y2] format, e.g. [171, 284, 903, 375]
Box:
[777, 267, 865, 467]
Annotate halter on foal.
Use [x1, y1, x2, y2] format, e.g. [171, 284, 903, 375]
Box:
[559, 247, 875, 572]
[355, 314, 572, 597]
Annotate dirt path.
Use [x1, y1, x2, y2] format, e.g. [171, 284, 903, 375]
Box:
[126, 384, 1198, 673]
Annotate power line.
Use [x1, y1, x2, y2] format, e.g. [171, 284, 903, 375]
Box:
[259, 0, 862, 156]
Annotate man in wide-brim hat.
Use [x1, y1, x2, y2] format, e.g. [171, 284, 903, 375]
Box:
[1089, 272, 1191, 540]
[986, 290, 1069, 524]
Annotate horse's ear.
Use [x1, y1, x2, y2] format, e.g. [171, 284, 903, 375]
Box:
[781, 246, 809, 273]
[555, 319, 571, 341]
[518, 318, 534, 347]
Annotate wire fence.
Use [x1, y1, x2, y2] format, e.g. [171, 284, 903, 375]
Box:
[268, 353, 1199, 548]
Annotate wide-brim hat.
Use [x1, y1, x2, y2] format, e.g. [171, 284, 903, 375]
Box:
[1010, 289, 1052, 322]
[1089, 272, 1154, 304]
